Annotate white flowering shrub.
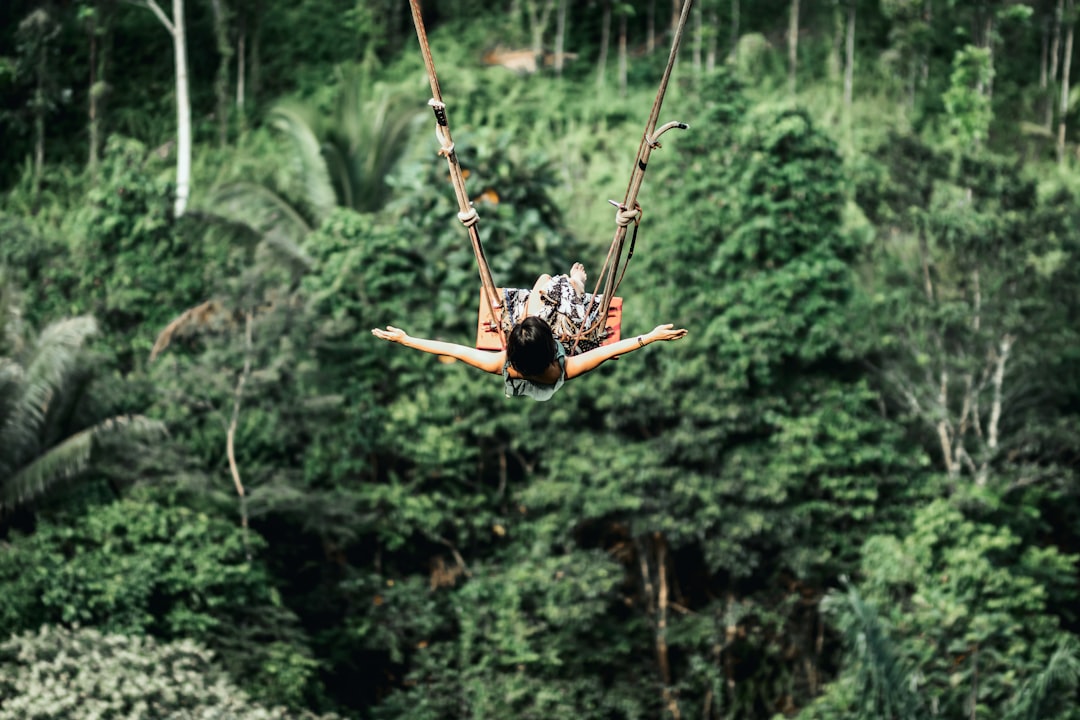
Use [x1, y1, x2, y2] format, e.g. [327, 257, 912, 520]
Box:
[0, 625, 339, 720]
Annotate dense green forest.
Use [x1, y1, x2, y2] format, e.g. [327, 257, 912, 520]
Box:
[2, 0, 1079, 717]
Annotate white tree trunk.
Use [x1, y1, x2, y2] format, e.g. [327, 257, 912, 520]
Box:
[1059, 0, 1075, 163]
[142, 0, 190, 217]
[173, 0, 191, 216]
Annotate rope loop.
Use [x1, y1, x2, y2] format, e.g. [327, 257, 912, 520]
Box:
[609, 200, 642, 228]
[457, 207, 479, 227]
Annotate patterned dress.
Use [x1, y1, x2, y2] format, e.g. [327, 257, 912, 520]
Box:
[499, 274, 610, 356]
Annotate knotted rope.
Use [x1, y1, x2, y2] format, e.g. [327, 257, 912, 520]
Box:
[567, 1, 694, 350]
[409, 0, 506, 347]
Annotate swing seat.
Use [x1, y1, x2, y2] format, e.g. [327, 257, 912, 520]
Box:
[475, 288, 622, 351]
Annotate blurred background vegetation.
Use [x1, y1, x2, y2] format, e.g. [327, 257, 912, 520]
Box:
[1, 0, 1079, 717]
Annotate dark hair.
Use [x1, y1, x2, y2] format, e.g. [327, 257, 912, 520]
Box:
[507, 316, 558, 377]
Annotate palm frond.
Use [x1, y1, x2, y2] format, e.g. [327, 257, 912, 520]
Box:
[204, 181, 314, 245]
[269, 103, 337, 222]
[1005, 636, 1080, 720]
[0, 316, 97, 468]
[824, 580, 924, 720]
[1, 414, 167, 510]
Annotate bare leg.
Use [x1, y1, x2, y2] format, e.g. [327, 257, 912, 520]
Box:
[525, 273, 553, 317]
[569, 262, 587, 295]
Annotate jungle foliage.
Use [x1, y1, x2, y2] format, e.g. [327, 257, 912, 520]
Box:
[1, 0, 1079, 718]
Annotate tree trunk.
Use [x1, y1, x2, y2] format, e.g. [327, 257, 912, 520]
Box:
[706, 4, 718, 72]
[828, 0, 842, 83]
[844, 1, 855, 113]
[87, 7, 100, 177]
[596, 0, 611, 89]
[208, 0, 232, 147]
[671, 0, 681, 39]
[174, 0, 191, 216]
[788, 0, 800, 95]
[729, 0, 739, 59]
[1058, 0, 1074, 163]
[526, 0, 555, 67]
[553, 0, 567, 76]
[1049, 0, 1064, 128]
[618, 9, 628, 96]
[250, 0, 262, 106]
[647, 0, 656, 53]
[33, 60, 44, 204]
[692, 0, 702, 74]
[236, 17, 245, 120]
[86, 1, 115, 179]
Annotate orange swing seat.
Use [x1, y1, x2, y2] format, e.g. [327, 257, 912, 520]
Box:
[475, 288, 623, 351]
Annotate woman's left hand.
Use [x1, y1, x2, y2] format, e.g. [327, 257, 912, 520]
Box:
[647, 323, 688, 342]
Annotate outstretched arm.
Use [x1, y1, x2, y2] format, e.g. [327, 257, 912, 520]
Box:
[372, 326, 505, 374]
[564, 323, 687, 380]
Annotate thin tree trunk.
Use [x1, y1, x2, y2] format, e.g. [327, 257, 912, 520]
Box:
[729, 0, 739, 59]
[706, 6, 718, 72]
[33, 64, 44, 204]
[174, 0, 191, 216]
[828, 0, 843, 83]
[618, 9, 628, 96]
[692, 0, 702, 74]
[554, 0, 567, 76]
[88, 9, 100, 176]
[227, 309, 253, 556]
[250, 0, 262, 106]
[526, 0, 555, 66]
[208, 0, 231, 147]
[1049, 0, 1064, 128]
[788, 0, 800, 95]
[1059, 0, 1074, 163]
[844, 1, 855, 113]
[142, 0, 190, 216]
[656, 535, 681, 720]
[236, 19, 246, 119]
[597, 0, 611, 89]
[648, 0, 656, 53]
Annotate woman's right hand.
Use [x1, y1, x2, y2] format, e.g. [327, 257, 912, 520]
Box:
[372, 325, 409, 343]
[647, 323, 688, 343]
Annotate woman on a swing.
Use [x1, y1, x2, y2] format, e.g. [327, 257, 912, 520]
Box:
[372, 262, 687, 401]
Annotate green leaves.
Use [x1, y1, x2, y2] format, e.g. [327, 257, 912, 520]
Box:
[0, 625, 338, 720]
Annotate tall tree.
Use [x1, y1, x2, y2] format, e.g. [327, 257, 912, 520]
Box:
[207, 0, 233, 148]
[80, 0, 115, 178]
[1058, 0, 1074, 162]
[14, 7, 59, 206]
[596, 0, 611, 89]
[131, 0, 191, 217]
[788, 0, 800, 94]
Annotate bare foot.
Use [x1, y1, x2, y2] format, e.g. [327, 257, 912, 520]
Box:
[570, 262, 587, 295]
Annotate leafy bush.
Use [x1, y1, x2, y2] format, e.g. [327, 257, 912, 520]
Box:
[0, 495, 322, 711]
[0, 624, 337, 720]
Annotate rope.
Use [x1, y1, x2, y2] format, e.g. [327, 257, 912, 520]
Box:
[409, 0, 506, 348]
[569, 0, 694, 350]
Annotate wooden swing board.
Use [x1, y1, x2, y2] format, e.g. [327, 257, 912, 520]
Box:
[475, 288, 623, 351]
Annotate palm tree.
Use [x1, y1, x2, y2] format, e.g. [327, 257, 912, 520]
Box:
[0, 279, 165, 511]
[207, 67, 420, 247]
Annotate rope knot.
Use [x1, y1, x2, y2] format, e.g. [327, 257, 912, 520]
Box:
[457, 207, 479, 227]
[609, 200, 642, 228]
